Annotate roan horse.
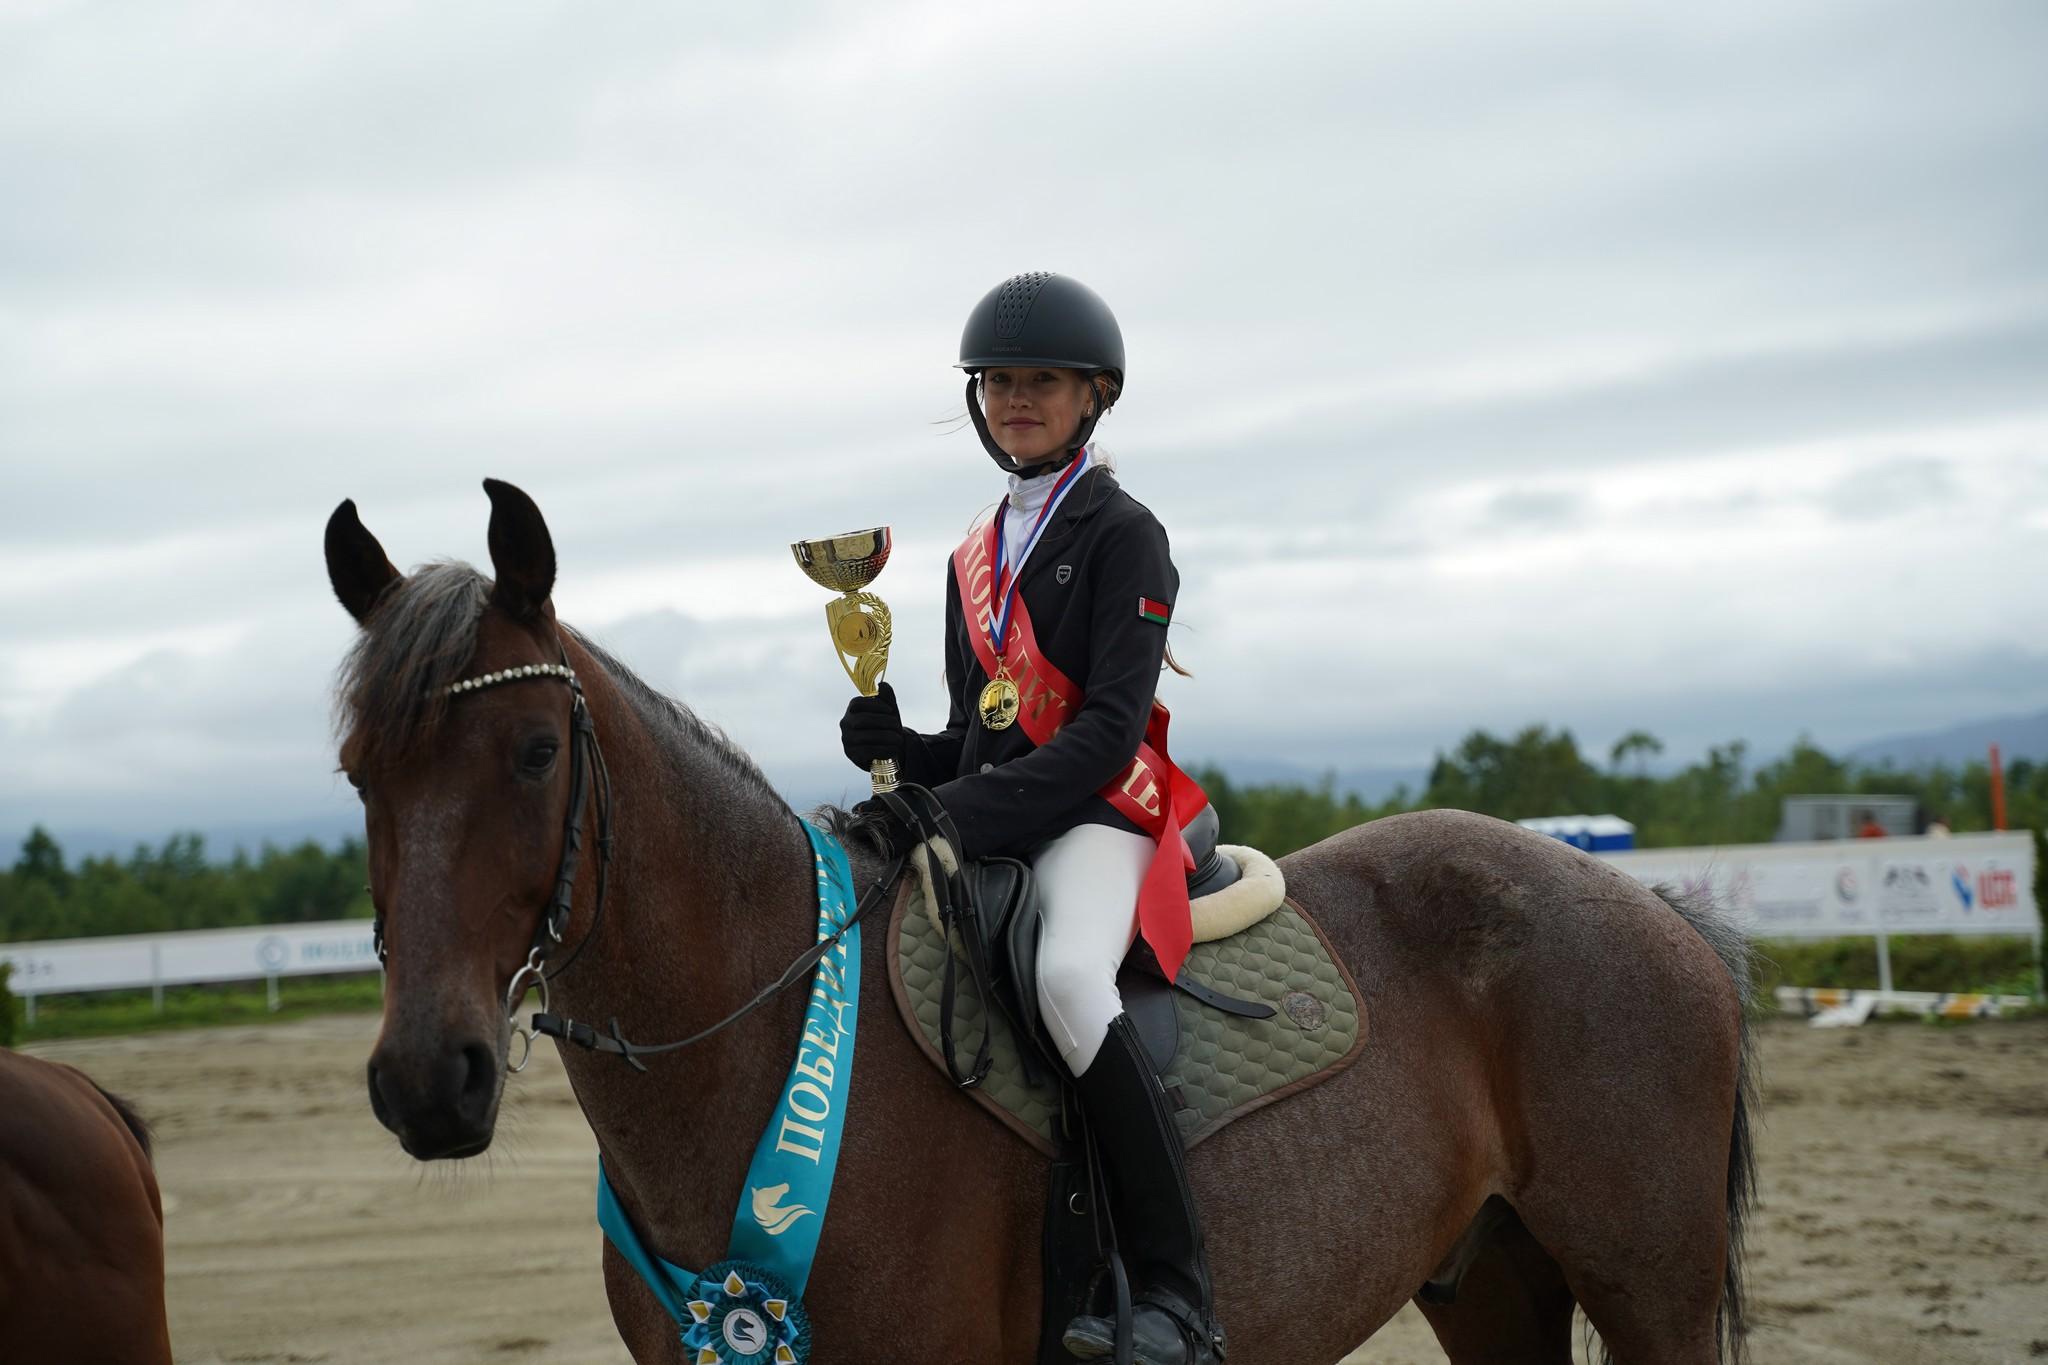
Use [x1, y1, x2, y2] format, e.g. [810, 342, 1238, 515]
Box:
[327, 479, 1755, 1364]
[0, 1048, 170, 1363]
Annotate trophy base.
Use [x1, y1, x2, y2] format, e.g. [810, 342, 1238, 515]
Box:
[869, 758, 899, 795]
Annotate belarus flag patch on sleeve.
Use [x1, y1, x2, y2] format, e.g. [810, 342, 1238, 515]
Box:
[1138, 596, 1172, 625]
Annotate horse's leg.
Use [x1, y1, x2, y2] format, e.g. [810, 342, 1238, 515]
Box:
[1415, 1204, 1577, 1364]
[1500, 923, 1741, 1363]
[1516, 1165, 1728, 1365]
[601, 1241, 685, 1363]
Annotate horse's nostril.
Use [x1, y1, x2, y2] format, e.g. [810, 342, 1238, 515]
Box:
[366, 1060, 395, 1131]
[459, 1042, 496, 1109]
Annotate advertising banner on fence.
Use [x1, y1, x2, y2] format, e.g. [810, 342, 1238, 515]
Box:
[1599, 832, 2037, 940]
[1, 920, 379, 997]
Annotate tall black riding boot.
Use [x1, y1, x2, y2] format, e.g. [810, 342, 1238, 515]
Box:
[1061, 1014, 1226, 1365]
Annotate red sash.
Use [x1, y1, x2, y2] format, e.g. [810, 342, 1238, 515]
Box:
[953, 518, 1204, 980]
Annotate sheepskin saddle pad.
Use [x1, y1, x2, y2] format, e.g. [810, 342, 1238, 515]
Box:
[884, 852, 1367, 1156]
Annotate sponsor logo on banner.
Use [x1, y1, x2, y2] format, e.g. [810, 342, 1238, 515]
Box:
[1594, 833, 2034, 941]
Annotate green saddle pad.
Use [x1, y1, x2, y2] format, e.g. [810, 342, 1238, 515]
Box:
[884, 882, 1368, 1155]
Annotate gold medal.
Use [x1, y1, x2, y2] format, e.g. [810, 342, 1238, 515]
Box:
[979, 674, 1020, 730]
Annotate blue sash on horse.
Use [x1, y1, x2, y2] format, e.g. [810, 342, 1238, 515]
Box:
[595, 820, 860, 1365]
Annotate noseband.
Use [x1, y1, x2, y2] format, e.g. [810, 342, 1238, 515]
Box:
[369, 654, 614, 1074]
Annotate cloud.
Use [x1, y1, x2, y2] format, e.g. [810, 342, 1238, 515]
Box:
[4, 0, 2047, 842]
[1818, 456, 1962, 523]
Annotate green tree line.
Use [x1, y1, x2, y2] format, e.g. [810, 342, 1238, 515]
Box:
[1202, 728, 2048, 992]
[1201, 725, 2047, 860]
[3, 725, 2042, 946]
[1, 830, 371, 943]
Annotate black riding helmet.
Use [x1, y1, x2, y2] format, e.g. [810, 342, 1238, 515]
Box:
[958, 272, 1125, 477]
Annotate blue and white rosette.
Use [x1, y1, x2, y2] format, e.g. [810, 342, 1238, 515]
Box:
[681, 1261, 811, 1365]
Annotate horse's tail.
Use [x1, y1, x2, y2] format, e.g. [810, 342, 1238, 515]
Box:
[1652, 884, 1757, 1365]
[92, 1081, 155, 1164]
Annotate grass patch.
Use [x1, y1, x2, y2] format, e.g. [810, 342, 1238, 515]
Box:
[14, 973, 384, 1042]
[1755, 935, 2041, 998]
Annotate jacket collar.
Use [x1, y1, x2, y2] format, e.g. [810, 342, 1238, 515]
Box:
[1013, 464, 1116, 584]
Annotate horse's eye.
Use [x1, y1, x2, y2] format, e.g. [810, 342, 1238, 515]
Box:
[345, 770, 366, 801]
[520, 739, 560, 775]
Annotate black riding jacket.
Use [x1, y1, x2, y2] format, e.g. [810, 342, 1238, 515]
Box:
[895, 466, 1178, 860]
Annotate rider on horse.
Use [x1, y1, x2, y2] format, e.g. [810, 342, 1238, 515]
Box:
[840, 273, 1223, 1365]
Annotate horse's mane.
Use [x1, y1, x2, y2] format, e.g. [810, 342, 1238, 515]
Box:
[570, 633, 786, 810]
[334, 560, 786, 816]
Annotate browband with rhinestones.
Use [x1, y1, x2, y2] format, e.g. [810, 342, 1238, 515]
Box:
[445, 662, 578, 696]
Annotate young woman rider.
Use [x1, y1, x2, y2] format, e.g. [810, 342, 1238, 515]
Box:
[840, 272, 1224, 1365]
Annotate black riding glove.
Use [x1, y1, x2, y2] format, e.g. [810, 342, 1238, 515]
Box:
[839, 682, 909, 770]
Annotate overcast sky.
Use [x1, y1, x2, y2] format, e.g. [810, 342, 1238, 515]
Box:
[4, 0, 2046, 849]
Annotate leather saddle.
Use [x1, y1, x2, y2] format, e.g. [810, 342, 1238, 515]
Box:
[1013, 802, 1273, 1078]
[888, 789, 1274, 1093]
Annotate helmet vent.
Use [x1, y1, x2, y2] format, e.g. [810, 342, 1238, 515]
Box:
[992, 271, 1053, 339]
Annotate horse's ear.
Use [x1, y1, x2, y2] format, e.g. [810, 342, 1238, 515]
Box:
[324, 499, 401, 626]
[483, 478, 556, 620]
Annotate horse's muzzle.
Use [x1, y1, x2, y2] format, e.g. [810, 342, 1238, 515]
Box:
[367, 1038, 501, 1159]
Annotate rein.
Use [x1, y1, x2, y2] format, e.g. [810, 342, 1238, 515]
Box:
[383, 647, 909, 1075]
[531, 846, 903, 1072]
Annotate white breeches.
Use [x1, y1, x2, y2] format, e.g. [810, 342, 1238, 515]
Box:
[1030, 822, 1151, 1077]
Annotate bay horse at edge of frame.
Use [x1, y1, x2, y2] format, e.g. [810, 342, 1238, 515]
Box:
[0, 1048, 171, 1364]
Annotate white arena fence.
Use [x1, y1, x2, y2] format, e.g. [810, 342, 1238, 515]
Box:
[2, 832, 2037, 1022]
[1595, 831, 2040, 996]
[0, 920, 379, 1024]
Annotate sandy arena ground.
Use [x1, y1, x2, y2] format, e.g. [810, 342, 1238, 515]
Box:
[25, 1013, 2048, 1363]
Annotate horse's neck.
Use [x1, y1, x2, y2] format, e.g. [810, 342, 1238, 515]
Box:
[547, 667, 831, 1266]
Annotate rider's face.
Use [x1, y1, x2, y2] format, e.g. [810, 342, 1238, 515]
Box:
[981, 368, 1098, 466]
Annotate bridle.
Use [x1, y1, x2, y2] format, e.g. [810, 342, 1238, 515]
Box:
[369, 644, 908, 1077]
[369, 653, 614, 1074]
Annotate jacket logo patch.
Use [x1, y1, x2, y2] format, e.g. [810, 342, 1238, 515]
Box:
[1138, 596, 1171, 625]
[1056, 564, 1072, 585]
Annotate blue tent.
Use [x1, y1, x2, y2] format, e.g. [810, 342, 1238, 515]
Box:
[1516, 814, 1636, 853]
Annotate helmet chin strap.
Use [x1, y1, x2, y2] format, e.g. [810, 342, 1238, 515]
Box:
[966, 373, 1104, 479]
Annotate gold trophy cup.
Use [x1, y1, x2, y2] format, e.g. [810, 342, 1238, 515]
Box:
[791, 527, 897, 794]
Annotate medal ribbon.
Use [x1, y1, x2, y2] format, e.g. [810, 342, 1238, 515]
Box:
[987, 449, 1091, 657]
